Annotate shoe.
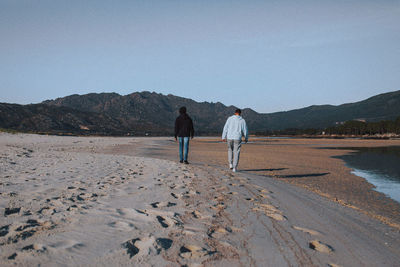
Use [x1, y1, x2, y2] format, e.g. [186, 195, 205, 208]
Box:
[232, 168, 237, 172]
[229, 164, 233, 169]
[180, 160, 183, 163]
[184, 160, 189, 164]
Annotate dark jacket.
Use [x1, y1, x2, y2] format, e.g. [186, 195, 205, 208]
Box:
[175, 114, 194, 138]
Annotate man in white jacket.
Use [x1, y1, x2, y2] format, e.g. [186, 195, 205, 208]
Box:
[222, 109, 249, 172]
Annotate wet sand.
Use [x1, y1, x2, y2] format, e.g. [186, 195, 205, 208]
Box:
[1, 133, 399, 266]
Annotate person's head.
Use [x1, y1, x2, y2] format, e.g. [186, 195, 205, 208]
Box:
[235, 108, 241, 115]
[179, 106, 187, 114]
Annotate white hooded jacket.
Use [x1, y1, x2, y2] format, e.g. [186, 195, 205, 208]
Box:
[222, 115, 248, 141]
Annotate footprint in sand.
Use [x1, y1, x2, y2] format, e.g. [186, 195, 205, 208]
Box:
[170, 192, 182, 199]
[252, 204, 286, 221]
[154, 214, 182, 228]
[122, 236, 154, 258]
[265, 212, 286, 221]
[258, 193, 270, 199]
[169, 184, 177, 189]
[258, 203, 279, 212]
[216, 186, 228, 191]
[214, 195, 225, 201]
[116, 208, 152, 222]
[48, 240, 85, 253]
[150, 202, 177, 208]
[182, 227, 205, 236]
[122, 236, 173, 258]
[211, 203, 225, 211]
[4, 207, 21, 217]
[259, 189, 272, 194]
[156, 216, 169, 228]
[179, 245, 215, 259]
[76, 192, 98, 202]
[38, 206, 56, 216]
[21, 243, 47, 253]
[66, 204, 81, 212]
[2, 219, 54, 245]
[108, 221, 137, 231]
[7, 253, 18, 260]
[191, 210, 202, 219]
[309, 240, 334, 253]
[155, 238, 173, 253]
[118, 208, 182, 228]
[208, 227, 231, 239]
[0, 224, 10, 237]
[292, 226, 321, 236]
[189, 189, 200, 195]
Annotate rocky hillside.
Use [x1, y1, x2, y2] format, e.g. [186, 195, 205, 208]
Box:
[0, 103, 129, 135]
[1, 90, 399, 135]
[42, 92, 265, 135]
[262, 90, 400, 130]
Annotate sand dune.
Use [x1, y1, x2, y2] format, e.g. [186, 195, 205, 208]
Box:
[1, 133, 399, 266]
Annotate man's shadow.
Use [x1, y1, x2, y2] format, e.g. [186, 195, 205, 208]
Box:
[275, 173, 330, 178]
[242, 168, 287, 172]
[241, 168, 330, 178]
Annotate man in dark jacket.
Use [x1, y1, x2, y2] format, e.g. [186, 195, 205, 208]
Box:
[174, 106, 194, 164]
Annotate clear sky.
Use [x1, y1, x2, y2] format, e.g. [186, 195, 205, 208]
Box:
[1, 0, 399, 113]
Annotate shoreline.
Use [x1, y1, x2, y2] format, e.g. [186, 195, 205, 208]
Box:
[351, 169, 400, 203]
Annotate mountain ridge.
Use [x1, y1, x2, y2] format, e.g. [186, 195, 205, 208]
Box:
[1, 90, 399, 135]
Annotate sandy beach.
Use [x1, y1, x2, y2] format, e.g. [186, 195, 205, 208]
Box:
[1, 133, 399, 266]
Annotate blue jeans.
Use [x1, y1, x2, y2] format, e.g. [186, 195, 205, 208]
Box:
[178, 137, 190, 161]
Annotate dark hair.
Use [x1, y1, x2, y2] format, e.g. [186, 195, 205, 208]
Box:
[235, 108, 241, 115]
[179, 106, 187, 114]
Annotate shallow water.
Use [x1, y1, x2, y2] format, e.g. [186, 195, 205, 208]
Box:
[331, 146, 400, 203]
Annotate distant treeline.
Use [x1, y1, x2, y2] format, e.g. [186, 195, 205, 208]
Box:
[325, 117, 400, 135]
[257, 116, 400, 136]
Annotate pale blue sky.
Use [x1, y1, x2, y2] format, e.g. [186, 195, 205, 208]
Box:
[1, 0, 399, 113]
